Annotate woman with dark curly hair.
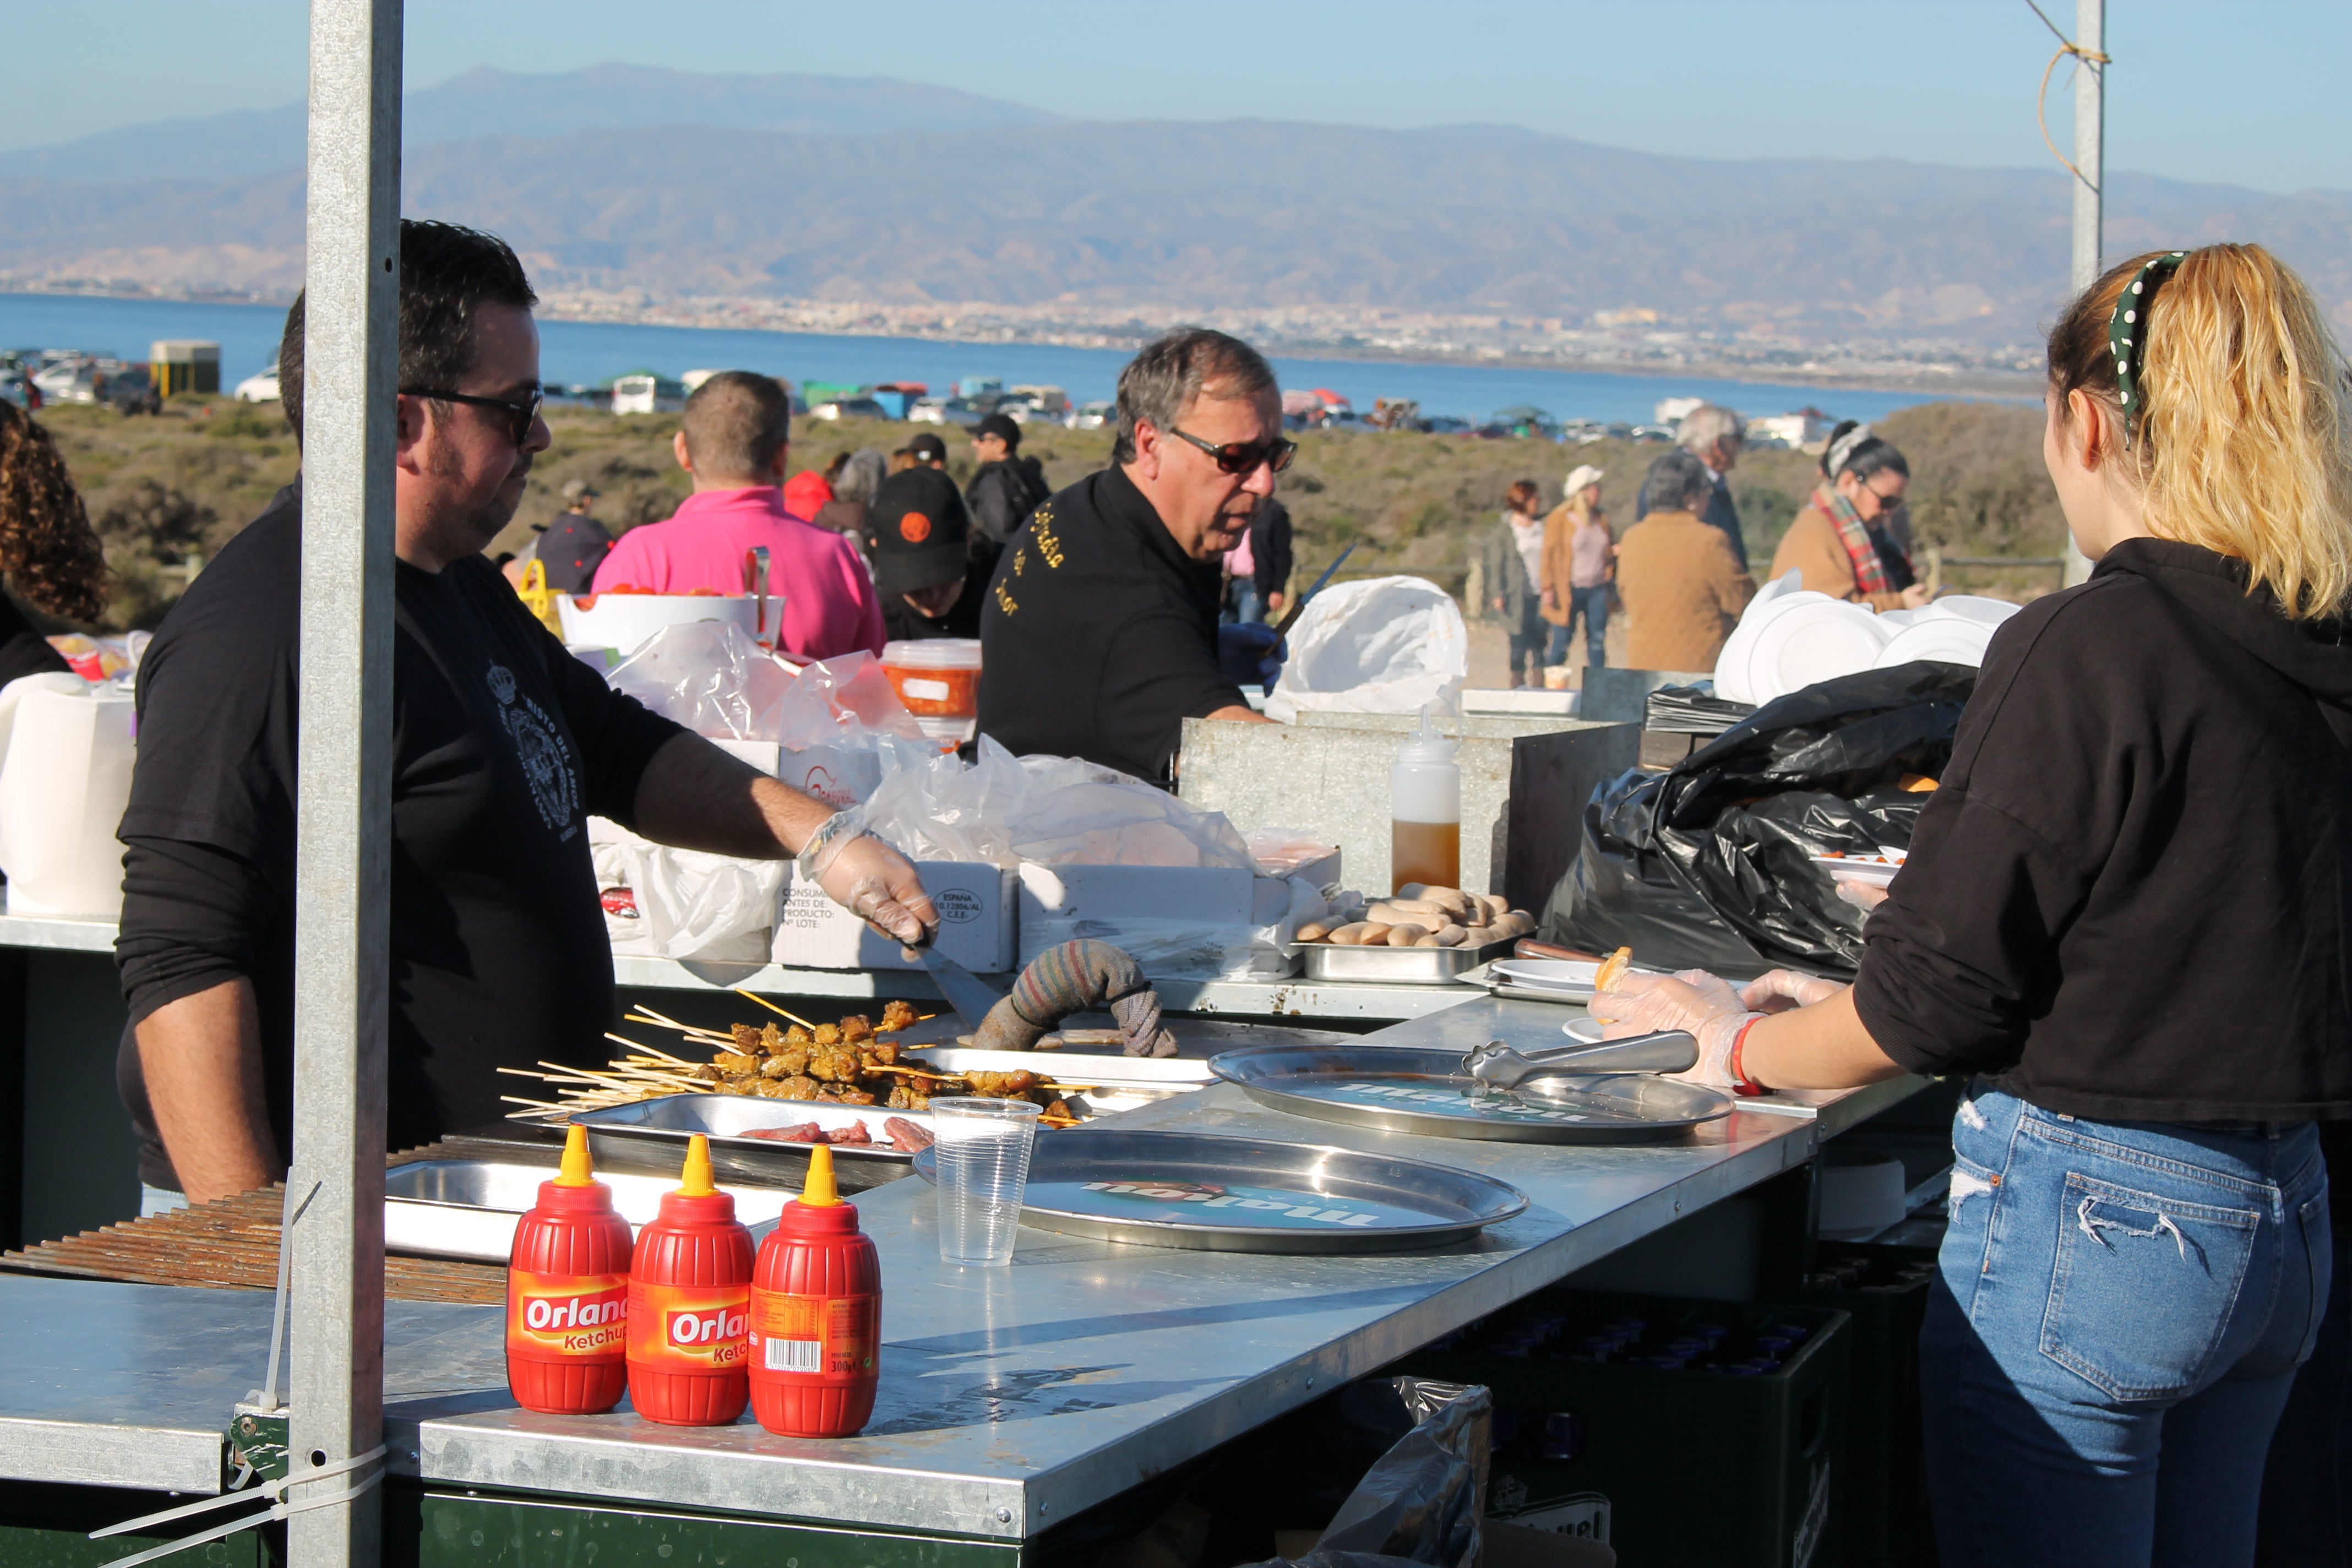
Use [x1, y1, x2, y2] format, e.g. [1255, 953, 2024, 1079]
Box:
[0, 400, 110, 683]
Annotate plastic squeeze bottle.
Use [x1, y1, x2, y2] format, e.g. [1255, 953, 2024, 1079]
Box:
[1390, 705, 1461, 894]
[625, 1133, 755, 1426]
[505, 1123, 634, 1415]
[748, 1145, 883, 1437]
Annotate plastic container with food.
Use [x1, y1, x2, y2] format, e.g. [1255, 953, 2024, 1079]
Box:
[880, 639, 982, 720]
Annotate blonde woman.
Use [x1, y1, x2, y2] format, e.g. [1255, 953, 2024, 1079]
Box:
[1542, 463, 1611, 667]
[1591, 246, 2348, 1567]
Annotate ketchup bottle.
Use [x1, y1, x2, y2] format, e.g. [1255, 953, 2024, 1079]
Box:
[506, 1124, 633, 1415]
[749, 1145, 883, 1436]
[625, 1134, 755, 1426]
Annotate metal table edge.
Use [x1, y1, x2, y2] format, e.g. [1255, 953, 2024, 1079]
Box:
[0, 1415, 224, 1496]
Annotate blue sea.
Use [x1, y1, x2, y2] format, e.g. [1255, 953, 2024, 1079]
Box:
[0, 292, 1953, 428]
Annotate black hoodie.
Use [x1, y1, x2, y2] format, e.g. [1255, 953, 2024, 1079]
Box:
[1855, 537, 2352, 1123]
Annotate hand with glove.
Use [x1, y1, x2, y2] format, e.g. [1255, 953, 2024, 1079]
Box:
[1740, 969, 1849, 1015]
[1586, 968, 1759, 1089]
[801, 813, 938, 948]
[1217, 621, 1286, 690]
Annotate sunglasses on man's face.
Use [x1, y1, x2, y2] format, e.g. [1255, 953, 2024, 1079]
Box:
[1167, 424, 1298, 476]
[401, 384, 543, 448]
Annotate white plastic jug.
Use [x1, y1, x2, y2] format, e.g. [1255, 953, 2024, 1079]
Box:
[0, 676, 137, 919]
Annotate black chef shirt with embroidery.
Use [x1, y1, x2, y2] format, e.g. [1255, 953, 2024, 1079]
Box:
[976, 464, 1243, 785]
[114, 483, 686, 1187]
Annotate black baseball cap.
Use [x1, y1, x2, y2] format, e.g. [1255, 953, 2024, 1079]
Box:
[974, 412, 1021, 448]
[863, 467, 970, 597]
[906, 431, 949, 464]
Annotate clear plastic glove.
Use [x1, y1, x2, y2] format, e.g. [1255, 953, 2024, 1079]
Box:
[1587, 968, 1757, 1088]
[1217, 621, 1286, 688]
[1835, 878, 1890, 912]
[809, 826, 938, 947]
[1739, 969, 1849, 1015]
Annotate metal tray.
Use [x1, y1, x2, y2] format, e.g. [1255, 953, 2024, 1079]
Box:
[889, 1013, 1353, 1058]
[907, 1046, 1216, 1090]
[1298, 934, 1517, 984]
[910, 1128, 1527, 1253]
[1207, 1044, 1734, 1144]
[384, 1159, 798, 1263]
[574, 1096, 932, 1188]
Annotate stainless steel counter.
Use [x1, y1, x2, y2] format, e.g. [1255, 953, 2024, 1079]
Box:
[0, 993, 1928, 1538]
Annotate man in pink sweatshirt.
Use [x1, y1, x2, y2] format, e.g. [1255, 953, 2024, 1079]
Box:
[591, 372, 885, 662]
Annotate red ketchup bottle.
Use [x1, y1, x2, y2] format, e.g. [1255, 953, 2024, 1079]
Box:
[625, 1133, 755, 1425]
[506, 1124, 634, 1414]
[749, 1144, 883, 1436]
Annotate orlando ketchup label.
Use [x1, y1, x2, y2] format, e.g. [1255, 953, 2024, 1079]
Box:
[628, 1281, 751, 1371]
[749, 1293, 879, 1376]
[508, 1272, 628, 1357]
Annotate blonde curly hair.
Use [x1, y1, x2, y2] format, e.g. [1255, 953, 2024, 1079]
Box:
[0, 401, 109, 624]
[2048, 244, 2352, 620]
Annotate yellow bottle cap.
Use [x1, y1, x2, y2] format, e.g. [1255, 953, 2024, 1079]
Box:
[801, 1144, 842, 1207]
[678, 1133, 717, 1197]
[554, 1123, 595, 1187]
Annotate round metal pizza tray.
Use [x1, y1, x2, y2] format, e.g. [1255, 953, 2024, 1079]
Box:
[1207, 1044, 1733, 1145]
[911, 1128, 1527, 1253]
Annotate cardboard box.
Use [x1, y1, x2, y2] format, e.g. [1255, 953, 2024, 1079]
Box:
[774, 859, 1016, 973]
[777, 742, 886, 808]
[1015, 862, 1291, 980]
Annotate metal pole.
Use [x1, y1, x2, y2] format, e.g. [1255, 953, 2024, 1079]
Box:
[2062, 0, 2104, 587]
[287, 0, 399, 1562]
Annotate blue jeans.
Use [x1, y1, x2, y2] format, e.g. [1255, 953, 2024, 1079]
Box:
[1924, 1085, 2331, 1568]
[1224, 580, 1266, 626]
[1568, 584, 1609, 668]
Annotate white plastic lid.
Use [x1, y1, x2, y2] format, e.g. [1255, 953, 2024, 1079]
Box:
[881, 638, 983, 669]
[1396, 705, 1458, 766]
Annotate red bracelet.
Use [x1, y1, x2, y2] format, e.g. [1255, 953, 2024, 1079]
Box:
[1729, 1016, 1768, 1097]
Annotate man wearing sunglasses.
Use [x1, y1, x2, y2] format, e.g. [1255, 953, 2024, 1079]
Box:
[977, 328, 1284, 786]
[113, 221, 938, 1212]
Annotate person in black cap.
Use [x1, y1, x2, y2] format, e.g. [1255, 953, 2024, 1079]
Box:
[965, 412, 1052, 545]
[904, 430, 950, 469]
[863, 464, 997, 641]
[535, 480, 612, 592]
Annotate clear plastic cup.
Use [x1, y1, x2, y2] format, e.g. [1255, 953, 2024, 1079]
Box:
[929, 1097, 1042, 1266]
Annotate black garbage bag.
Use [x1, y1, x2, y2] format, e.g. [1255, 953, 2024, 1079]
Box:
[1232, 1378, 1492, 1568]
[1543, 662, 1976, 977]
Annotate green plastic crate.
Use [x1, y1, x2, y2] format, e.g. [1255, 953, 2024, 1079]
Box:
[1398, 1290, 1850, 1568]
[1800, 1240, 1941, 1568]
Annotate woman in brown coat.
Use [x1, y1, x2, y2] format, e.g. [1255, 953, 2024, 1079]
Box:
[1614, 450, 1755, 672]
[1767, 422, 1930, 611]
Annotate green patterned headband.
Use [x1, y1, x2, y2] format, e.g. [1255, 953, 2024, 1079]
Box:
[2109, 249, 2188, 448]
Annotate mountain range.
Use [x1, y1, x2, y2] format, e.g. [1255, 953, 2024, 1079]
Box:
[3, 65, 2347, 347]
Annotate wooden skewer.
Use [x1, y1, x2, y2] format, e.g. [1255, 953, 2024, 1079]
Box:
[732, 988, 817, 1030]
[613, 1033, 701, 1064]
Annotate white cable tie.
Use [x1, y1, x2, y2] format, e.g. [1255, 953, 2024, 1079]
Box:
[92, 1445, 388, 1562]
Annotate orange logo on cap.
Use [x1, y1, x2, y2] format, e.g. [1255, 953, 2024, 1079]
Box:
[900, 511, 933, 543]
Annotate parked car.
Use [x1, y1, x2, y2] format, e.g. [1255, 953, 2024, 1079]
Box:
[0, 370, 31, 409]
[908, 396, 983, 427]
[1069, 400, 1117, 430]
[811, 398, 890, 421]
[610, 373, 686, 415]
[235, 368, 281, 402]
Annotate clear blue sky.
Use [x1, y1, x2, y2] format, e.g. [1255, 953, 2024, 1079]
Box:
[8, 1, 2345, 193]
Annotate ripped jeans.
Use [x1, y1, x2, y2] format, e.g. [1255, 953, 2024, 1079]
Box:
[1924, 1084, 2330, 1568]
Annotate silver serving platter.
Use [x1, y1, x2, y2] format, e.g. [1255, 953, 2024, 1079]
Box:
[1298, 934, 1517, 984]
[384, 1159, 796, 1263]
[910, 1129, 1527, 1253]
[1207, 1044, 1734, 1144]
[888, 1013, 1353, 1058]
[573, 1095, 929, 1188]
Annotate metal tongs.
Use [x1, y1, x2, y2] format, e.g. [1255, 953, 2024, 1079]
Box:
[743, 546, 771, 641]
[1464, 1031, 1699, 1088]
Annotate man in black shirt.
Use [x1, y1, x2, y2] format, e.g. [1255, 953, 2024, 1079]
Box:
[977, 330, 1288, 784]
[864, 465, 996, 641]
[964, 413, 1050, 545]
[117, 222, 937, 1207]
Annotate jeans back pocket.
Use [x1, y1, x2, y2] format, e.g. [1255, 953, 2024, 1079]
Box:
[2039, 1172, 2262, 1403]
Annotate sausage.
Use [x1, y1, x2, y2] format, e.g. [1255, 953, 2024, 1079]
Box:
[1295, 921, 1333, 943]
[1326, 922, 1381, 945]
[1431, 923, 1468, 947]
[1367, 900, 1449, 924]
[1382, 923, 1430, 946]
[1413, 933, 1442, 948]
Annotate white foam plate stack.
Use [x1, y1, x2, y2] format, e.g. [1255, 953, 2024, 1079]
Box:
[1714, 577, 2024, 703]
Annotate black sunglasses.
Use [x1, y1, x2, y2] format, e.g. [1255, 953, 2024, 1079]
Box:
[401, 384, 542, 447]
[1167, 425, 1297, 476]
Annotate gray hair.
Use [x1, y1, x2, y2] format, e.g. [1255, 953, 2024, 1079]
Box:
[1676, 404, 1745, 457]
[836, 447, 888, 505]
[1113, 328, 1278, 464]
[1643, 449, 1716, 515]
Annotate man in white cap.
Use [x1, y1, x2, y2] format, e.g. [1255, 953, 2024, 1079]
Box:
[1542, 462, 1614, 669]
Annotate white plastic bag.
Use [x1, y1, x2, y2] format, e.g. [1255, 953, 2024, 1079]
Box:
[617, 837, 784, 963]
[0, 676, 138, 918]
[607, 621, 796, 741]
[847, 735, 1031, 865]
[1006, 753, 1257, 869]
[1264, 575, 1468, 722]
